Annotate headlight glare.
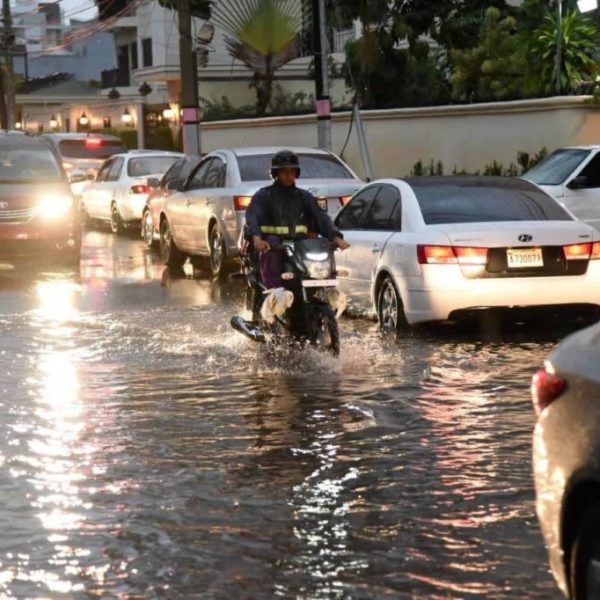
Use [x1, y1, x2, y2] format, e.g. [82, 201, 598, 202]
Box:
[37, 194, 73, 219]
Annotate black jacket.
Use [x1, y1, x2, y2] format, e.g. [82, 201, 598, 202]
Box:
[245, 182, 341, 240]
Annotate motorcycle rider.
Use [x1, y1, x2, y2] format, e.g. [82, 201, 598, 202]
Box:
[245, 149, 350, 289]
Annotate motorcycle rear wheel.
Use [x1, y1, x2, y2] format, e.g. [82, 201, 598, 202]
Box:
[314, 312, 340, 356]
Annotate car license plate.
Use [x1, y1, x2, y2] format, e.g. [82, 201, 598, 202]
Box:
[302, 279, 338, 288]
[506, 247, 543, 268]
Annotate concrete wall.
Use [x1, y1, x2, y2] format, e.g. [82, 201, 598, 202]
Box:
[199, 96, 600, 180]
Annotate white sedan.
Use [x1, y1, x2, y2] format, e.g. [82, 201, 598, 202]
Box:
[334, 176, 600, 330]
[82, 150, 183, 234]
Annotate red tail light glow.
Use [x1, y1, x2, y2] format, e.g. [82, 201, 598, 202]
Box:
[234, 195, 252, 211]
[129, 184, 150, 194]
[417, 245, 488, 265]
[85, 138, 102, 148]
[563, 243, 592, 261]
[592, 242, 600, 259]
[531, 368, 567, 415]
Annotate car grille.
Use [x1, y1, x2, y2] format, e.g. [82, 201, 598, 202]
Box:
[463, 246, 588, 279]
[0, 208, 35, 223]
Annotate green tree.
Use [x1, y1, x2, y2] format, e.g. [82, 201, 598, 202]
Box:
[212, 0, 302, 116]
[450, 7, 526, 102]
[528, 8, 598, 94]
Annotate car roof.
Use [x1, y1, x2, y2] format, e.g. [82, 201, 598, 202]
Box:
[0, 133, 56, 148]
[229, 146, 332, 157]
[110, 151, 184, 160]
[41, 132, 124, 142]
[397, 175, 540, 190]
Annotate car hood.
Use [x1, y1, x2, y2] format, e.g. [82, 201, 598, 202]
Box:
[0, 182, 72, 209]
[427, 220, 596, 247]
[549, 321, 600, 383]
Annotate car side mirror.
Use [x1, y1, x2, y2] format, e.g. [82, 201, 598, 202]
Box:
[567, 175, 588, 190]
[166, 178, 184, 192]
[147, 177, 160, 189]
[69, 169, 88, 184]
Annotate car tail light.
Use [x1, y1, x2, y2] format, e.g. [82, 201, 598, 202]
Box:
[130, 184, 150, 194]
[234, 195, 252, 211]
[591, 242, 600, 259]
[563, 242, 592, 260]
[531, 367, 567, 415]
[340, 195, 352, 206]
[417, 245, 488, 265]
[85, 138, 102, 148]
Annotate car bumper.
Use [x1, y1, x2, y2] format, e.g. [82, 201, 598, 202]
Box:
[120, 194, 148, 223]
[399, 263, 600, 324]
[0, 219, 80, 258]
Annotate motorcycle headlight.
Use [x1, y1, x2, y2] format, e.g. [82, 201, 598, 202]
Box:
[306, 259, 332, 280]
[37, 194, 73, 219]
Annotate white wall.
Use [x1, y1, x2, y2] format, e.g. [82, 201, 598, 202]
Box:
[199, 96, 600, 179]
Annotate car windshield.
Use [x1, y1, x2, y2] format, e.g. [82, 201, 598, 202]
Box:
[127, 156, 179, 177]
[58, 139, 127, 160]
[237, 153, 354, 181]
[412, 183, 573, 224]
[0, 146, 62, 182]
[523, 149, 590, 185]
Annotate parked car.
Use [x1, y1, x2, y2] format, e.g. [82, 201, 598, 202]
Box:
[0, 131, 80, 265]
[142, 154, 203, 249]
[41, 132, 128, 196]
[532, 320, 600, 599]
[82, 150, 183, 234]
[523, 145, 600, 233]
[333, 176, 600, 330]
[159, 146, 363, 276]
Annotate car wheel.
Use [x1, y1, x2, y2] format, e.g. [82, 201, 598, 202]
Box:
[110, 202, 124, 235]
[141, 210, 156, 248]
[209, 224, 227, 277]
[569, 505, 600, 600]
[377, 275, 408, 333]
[160, 218, 186, 268]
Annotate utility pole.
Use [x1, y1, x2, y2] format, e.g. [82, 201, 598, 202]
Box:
[312, 0, 331, 150]
[178, 0, 201, 154]
[2, 0, 15, 129]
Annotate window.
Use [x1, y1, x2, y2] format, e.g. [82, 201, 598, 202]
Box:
[161, 159, 184, 187]
[0, 145, 62, 182]
[575, 153, 600, 188]
[524, 148, 590, 186]
[142, 38, 153, 67]
[130, 41, 138, 70]
[187, 158, 214, 189]
[95, 161, 112, 182]
[335, 186, 380, 230]
[362, 185, 401, 230]
[412, 181, 572, 225]
[106, 157, 124, 181]
[57, 139, 126, 160]
[237, 153, 354, 181]
[203, 157, 226, 188]
[127, 156, 179, 177]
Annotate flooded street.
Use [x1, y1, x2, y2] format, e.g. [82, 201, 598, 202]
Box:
[0, 230, 568, 598]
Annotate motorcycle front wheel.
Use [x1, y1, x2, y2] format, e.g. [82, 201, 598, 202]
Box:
[314, 311, 340, 356]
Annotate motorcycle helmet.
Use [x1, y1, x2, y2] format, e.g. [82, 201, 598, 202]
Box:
[270, 150, 301, 178]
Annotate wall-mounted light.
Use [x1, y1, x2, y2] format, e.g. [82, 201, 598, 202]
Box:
[138, 81, 152, 97]
[108, 87, 120, 100]
[15, 121, 22, 129]
[121, 108, 133, 126]
[162, 107, 175, 122]
[49, 115, 58, 130]
[78, 112, 89, 127]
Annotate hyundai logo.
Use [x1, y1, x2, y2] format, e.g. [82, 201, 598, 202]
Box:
[518, 234, 533, 242]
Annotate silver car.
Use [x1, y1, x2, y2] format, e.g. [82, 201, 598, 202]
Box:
[159, 146, 363, 277]
[532, 320, 600, 599]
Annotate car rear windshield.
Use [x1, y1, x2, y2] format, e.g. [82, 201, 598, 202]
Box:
[523, 148, 590, 185]
[0, 146, 62, 182]
[127, 156, 179, 177]
[237, 153, 354, 181]
[58, 139, 127, 160]
[413, 183, 573, 224]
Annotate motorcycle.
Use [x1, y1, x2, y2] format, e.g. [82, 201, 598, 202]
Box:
[230, 236, 345, 356]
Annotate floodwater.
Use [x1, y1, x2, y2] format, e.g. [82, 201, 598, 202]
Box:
[0, 230, 568, 598]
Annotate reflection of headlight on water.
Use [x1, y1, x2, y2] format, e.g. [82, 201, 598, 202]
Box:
[306, 260, 332, 279]
[37, 195, 73, 219]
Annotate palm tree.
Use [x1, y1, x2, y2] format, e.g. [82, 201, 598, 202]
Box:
[212, 0, 303, 115]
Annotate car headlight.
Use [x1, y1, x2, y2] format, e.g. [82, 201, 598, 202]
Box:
[37, 194, 74, 219]
[306, 259, 332, 280]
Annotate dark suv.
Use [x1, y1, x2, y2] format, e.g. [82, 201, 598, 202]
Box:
[0, 132, 81, 265]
